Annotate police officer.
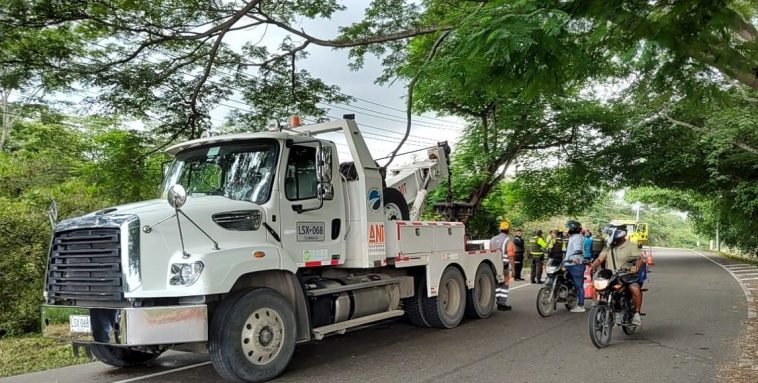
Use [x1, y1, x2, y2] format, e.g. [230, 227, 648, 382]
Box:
[490, 220, 515, 311]
[548, 229, 564, 261]
[528, 230, 548, 284]
[513, 228, 525, 281]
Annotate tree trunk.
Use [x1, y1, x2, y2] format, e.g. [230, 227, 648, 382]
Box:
[1, 90, 13, 150]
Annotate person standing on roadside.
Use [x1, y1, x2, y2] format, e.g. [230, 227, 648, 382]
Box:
[564, 220, 586, 312]
[490, 220, 516, 311]
[548, 230, 563, 261]
[583, 229, 593, 261]
[513, 229, 525, 281]
[528, 230, 548, 284]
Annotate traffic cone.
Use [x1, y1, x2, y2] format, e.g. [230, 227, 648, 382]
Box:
[583, 264, 595, 298]
[644, 249, 654, 266]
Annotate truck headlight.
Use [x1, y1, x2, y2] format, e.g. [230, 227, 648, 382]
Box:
[170, 262, 204, 286]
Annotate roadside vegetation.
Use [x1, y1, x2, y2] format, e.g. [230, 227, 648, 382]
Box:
[0, 334, 88, 377]
[1, 0, 757, 378]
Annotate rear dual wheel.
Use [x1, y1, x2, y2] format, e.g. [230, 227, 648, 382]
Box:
[465, 263, 496, 319]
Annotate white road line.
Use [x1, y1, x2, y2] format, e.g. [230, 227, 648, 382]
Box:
[692, 250, 756, 319]
[111, 361, 211, 383]
[731, 269, 758, 273]
[740, 277, 758, 281]
[724, 264, 751, 268]
[727, 267, 756, 271]
[510, 283, 534, 291]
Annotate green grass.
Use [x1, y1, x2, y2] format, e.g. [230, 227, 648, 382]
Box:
[0, 333, 89, 377]
[719, 252, 758, 266]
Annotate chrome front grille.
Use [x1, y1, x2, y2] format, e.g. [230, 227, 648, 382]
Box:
[47, 228, 124, 302]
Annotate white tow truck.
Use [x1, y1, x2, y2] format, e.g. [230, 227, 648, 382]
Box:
[41, 116, 503, 382]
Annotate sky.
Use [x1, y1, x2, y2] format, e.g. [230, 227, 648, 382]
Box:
[219, 0, 466, 167]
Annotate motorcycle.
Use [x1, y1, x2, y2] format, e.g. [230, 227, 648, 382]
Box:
[536, 257, 580, 317]
[588, 268, 646, 347]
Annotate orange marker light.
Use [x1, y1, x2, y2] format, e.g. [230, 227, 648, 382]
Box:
[289, 115, 301, 127]
[254, 251, 266, 258]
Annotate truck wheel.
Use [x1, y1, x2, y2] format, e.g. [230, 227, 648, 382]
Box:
[90, 345, 163, 367]
[403, 275, 431, 327]
[382, 188, 410, 220]
[422, 266, 466, 328]
[465, 263, 496, 319]
[209, 288, 296, 383]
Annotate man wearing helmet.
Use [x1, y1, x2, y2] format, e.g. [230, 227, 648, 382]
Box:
[591, 225, 646, 325]
[491, 220, 516, 311]
[564, 220, 587, 312]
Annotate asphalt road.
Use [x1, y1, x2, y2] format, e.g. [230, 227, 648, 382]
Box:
[2, 248, 750, 383]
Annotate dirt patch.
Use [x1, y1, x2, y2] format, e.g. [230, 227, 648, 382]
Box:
[718, 312, 758, 382]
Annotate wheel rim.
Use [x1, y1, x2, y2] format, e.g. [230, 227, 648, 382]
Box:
[241, 307, 285, 366]
[440, 277, 462, 316]
[592, 307, 611, 343]
[475, 272, 493, 308]
[384, 203, 403, 221]
[538, 289, 553, 314]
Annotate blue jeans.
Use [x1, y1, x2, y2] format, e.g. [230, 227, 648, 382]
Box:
[566, 264, 585, 306]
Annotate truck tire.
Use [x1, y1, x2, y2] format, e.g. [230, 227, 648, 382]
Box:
[465, 263, 496, 319]
[422, 266, 466, 328]
[90, 344, 163, 367]
[209, 288, 296, 383]
[403, 275, 431, 327]
[382, 187, 410, 220]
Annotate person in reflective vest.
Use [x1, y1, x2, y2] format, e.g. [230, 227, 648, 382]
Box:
[528, 230, 548, 284]
[548, 230, 564, 260]
[490, 220, 516, 311]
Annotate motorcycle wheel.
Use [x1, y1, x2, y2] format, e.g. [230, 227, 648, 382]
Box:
[536, 286, 555, 317]
[588, 305, 612, 348]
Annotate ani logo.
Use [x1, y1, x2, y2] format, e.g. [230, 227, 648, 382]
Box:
[367, 188, 382, 212]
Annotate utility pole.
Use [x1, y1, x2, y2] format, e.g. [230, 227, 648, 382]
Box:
[716, 220, 721, 252]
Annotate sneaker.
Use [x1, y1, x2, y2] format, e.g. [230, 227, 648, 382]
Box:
[497, 304, 512, 311]
[570, 306, 586, 313]
[632, 312, 642, 325]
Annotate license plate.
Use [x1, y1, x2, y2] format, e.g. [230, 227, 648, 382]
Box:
[296, 222, 325, 241]
[69, 315, 91, 333]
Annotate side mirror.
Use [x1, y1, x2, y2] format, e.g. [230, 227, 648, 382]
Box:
[167, 184, 187, 209]
[316, 146, 332, 183]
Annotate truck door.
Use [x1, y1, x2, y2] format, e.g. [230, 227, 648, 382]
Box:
[279, 142, 346, 267]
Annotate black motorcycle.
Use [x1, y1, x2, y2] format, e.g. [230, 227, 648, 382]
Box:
[536, 258, 579, 317]
[588, 268, 646, 347]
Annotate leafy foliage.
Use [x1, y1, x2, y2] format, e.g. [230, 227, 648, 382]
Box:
[0, 117, 164, 335]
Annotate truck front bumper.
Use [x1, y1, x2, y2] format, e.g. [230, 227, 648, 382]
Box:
[41, 304, 208, 346]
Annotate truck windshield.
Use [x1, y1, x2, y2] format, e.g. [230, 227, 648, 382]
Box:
[161, 140, 279, 204]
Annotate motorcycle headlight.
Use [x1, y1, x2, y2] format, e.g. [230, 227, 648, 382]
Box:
[170, 261, 204, 286]
[593, 278, 609, 291]
[546, 265, 559, 274]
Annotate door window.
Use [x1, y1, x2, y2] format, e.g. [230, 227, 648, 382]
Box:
[285, 146, 318, 200]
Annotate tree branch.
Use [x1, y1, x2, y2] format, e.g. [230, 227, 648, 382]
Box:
[662, 112, 758, 155]
[252, 13, 452, 48]
[384, 30, 451, 168]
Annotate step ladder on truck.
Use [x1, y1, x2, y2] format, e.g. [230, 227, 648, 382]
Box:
[40, 115, 504, 382]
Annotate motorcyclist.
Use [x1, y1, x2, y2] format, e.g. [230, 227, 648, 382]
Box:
[590, 225, 646, 325]
[563, 220, 586, 312]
